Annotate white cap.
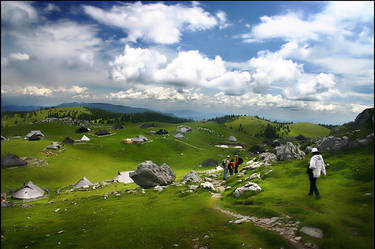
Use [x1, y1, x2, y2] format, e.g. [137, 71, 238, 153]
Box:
[226, 155, 230, 158]
[311, 148, 319, 153]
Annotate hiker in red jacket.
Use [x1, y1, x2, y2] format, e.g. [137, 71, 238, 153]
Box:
[234, 152, 243, 174]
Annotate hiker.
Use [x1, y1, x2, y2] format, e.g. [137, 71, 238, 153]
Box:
[234, 152, 244, 174]
[307, 148, 326, 200]
[222, 155, 232, 180]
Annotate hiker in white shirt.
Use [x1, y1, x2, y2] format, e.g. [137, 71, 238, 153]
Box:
[307, 148, 326, 200]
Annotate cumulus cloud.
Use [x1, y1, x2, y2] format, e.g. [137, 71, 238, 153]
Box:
[110, 46, 253, 94]
[1, 1, 38, 27]
[44, 3, 60, 13]
[11, 21, 101, 66]
[248, 50, 303, 93]
[3, 85, 88, 97]
[83, 2, 220, 44]
[9, 53, 30, 61]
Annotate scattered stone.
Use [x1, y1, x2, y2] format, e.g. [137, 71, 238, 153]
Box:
[174, 133, 185, 139]
[154, 185, 163, 192]
[200, 182, 216, 192]
[55, 208, 60, 213]
[228, 136, 237, 142]
[241, 161, 263, 171]
[203, 235, 210, 239]
[172, 244, 179, 247]
[176, 125, 192, 133]
[57, 230, 64, 234]
[46, 142, 61, 150]
[249, 173, 261, 180]
[181, 170, 202, 183]
[112, 171, 134, 184]
[189, 185, 199, 190]
[233, 182, 262, 198]
[21, 204, 33, 208]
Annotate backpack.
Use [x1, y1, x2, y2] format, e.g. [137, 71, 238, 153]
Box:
[238, 157, 243, 165]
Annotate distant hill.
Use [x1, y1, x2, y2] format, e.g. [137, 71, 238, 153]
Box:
[220, 115, 330, 139]
[55, 102, 153, 114]
[1, 105, 44, 112]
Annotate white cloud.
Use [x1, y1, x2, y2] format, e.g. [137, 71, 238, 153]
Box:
[23, 86, 53, 96]
[241, 2, 374, 43]
[83, 2, 219, 44]
[1, 1, 38, 26]
[44, 3, 60, 13]
[9, 53, 30, 61]
[11, 21, 101, 67]
[4, 85, 88, 97]
[248, 50, 303, 92]
[216, 11, 230, 29]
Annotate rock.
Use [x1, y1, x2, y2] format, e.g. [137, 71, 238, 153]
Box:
[305, 146, 313, 154]
[55, 208, 60, 212]
[139, 123, 156, 129]
[241, 161, 263, 171]
[272, 140, 281, 147]
[233, 182, 261, 198]
[57, 230, 64, 234]
[201, 158, 218, 167]
[300, 226, 324, 238]
[46, 142, 61, 150]
[275, 142, 305, 161]
[176, 126, 192, 133]
[354, 108, 373, 129]
[154, 185, 163, 192]
[1, 136, 8, 141]
[217, 186, 225, 193]
[131, 135, 148, 144]
[182, 170, 202, 183]
[350, 133, 374, 149]
[200, 182, 216, 191]
[62, 137, 74, 145]
[259, 152, 277, 163]
[315, 136, 349, 152]
[295, 134, 307, 141]
[1, 153, 28, 168]
[112, 171, 134, 184]
[228, 136, 237, 142]
[174, 133, 185, 139]
[129, 161, 176, 188]
[249, 173, 261, 180]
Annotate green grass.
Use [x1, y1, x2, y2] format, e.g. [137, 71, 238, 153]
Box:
[219, 144, 374, 249]
[1, 119, 374, 249]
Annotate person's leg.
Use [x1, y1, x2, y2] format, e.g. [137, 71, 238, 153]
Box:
[223, 167, 228, 180]
[234, 164, 238, 174]
[229, 167, 233, 176]
[308, 173, 314, 195]
[313, 177, 320, 199]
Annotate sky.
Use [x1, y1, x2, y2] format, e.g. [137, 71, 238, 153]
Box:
[1, 1, 374, 124]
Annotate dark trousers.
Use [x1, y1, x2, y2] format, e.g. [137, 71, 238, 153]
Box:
[309, 173, 320, 197]
[234, 164, 239, 174]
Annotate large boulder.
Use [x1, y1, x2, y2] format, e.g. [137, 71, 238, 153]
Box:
[28, 134, 41, 141]
[354, 108, 374, 129]
[182, 170, 202, 183]
[275, 142, 305, 161]
[129, 161, 176, 188]
[233, 182, 261, 198]
[349, 133, 374, 148]
[1, 154, 27, 168]
[259, 152, 277, 163]
[25, 130, 44, 139]
[201, 158, 218, 167]
[315, 136, 349, 152]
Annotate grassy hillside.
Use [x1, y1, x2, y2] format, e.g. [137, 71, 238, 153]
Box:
[1, 112, 373, 249]
[225, 116, 330, 138]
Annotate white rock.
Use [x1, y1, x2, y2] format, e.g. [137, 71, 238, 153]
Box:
[233, 182, 262, 198]
[300, 226, 324, 238]
[200, 182, 216, 192]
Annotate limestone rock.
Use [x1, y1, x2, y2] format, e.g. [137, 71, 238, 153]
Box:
[182, 170, 202, 183]
[275, 142, 305, 161]
[176, 126, 192, 134]
[259, 152, 277, 163]
[129, 161, 176, 188]
[200, 182, 216, 191]
[233, 182, 261, 198]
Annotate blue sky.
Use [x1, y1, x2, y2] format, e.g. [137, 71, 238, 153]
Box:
[1, 1, 374, 124]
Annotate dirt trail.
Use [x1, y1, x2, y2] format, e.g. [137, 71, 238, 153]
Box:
[174, 138, 206, 150]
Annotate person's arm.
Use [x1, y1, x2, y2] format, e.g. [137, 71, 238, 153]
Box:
[321, 157, 326, 176]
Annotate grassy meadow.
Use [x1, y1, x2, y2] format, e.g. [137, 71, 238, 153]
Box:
[1, 110, 374, 249]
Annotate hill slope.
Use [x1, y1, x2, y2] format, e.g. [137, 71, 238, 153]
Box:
[55, 102, 153, 114]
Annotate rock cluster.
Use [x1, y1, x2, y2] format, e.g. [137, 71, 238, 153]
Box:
[259, 152, 277, 163]
[314, 133, 374, 152]
[129, 161, 176, 188]
[275, 142, 305, 161]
